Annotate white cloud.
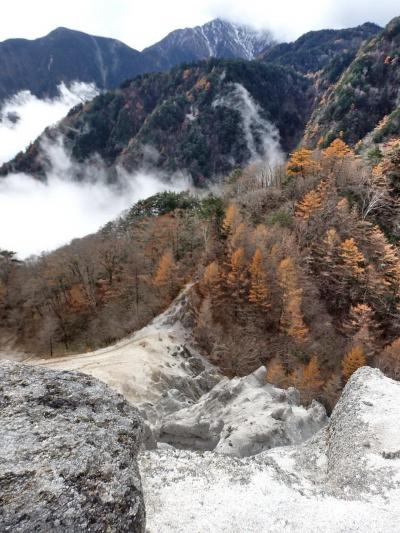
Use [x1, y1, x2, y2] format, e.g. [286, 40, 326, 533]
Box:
[0, 0, 398, 50]
[0, 82, 98, 165]
[0, 137, 189, 258]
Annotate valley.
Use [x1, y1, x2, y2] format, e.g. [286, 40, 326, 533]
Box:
[2, 10, 400, 533]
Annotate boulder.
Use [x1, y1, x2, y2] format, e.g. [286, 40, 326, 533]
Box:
[326, 366, 400, 494]
[0, 361, 145, 532]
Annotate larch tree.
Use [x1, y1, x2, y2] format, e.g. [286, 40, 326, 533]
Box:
[301, 356, 324, 404]
[369, 226, 400, 291]
[322, 227, 340, 266]
[153, 250, 177, 298]
[322, 138, 352, 159]
[322, 138, 354, 176]
[248, 248, 269, 310]
[344, 303, 380, 358]
[222, 203, 241, 238]
[202, 261, 220, 288]
[278, 257, 309, 343]
[295, 190, 323, 221]
[226, 248, 245, 288]
[225, 247, 247, 321]
[201, 260, 226, 319]
[286, 148, 320, 179]
[266, 359, 287, 388]
[342, 345, 366, 382]
[295, 180, 330, 222]
[338, 238, 366, 279]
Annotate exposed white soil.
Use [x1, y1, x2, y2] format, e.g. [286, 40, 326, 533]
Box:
[139, 368, 400, 533]
[21, 292, 400, 532]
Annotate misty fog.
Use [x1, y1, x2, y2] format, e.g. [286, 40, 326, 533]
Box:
[213, 82, 284, 168]
[0, 134, 189, 258]
[0, 80, 282, 259]
[0, 82, 99, 164]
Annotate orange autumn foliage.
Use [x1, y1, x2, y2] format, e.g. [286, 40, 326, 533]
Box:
[248, 248, 269, 309]
[278, 257, 309, 343]
[286, 148, 321, 178]
[342, 345, 366, 381]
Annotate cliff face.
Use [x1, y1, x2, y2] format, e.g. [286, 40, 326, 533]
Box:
[0, 360, 145, 532]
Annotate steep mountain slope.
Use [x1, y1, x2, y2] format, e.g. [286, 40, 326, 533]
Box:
[1, 59, 312, 184]
[304, 17, 400, 148]
[261, 22, 381, 126]
[261, 23, 380, 77]
[0, 20, 274, 104]
[0, 27, 149, 101]
[29, 291, 326, 454]
[143, 18, 274, 70]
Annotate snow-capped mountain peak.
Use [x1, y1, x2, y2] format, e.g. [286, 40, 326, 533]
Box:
[144, 18, 275, 69]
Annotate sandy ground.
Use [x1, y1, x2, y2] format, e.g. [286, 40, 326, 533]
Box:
[27, 301, 195, 405]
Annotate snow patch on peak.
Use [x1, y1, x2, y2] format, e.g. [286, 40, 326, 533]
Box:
[201, 18, 274, 60]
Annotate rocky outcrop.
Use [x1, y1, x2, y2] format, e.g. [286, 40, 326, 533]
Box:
[0, 361, 145, 532]
[159, 366, 327, 456]
[326, 366, 400, 494]
[140, 367, 400, 532]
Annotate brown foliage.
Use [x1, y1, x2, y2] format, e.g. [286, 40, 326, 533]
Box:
[278, 257, 309, 343]
[342, 345, 366, 382]
[375, 339, 400, 380]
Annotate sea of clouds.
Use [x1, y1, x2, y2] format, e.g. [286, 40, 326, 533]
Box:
[0, 83, 189, 258]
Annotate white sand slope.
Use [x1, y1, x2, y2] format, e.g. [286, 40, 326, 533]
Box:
[140, 368, 400, 533]
[30, 290, 213, 406]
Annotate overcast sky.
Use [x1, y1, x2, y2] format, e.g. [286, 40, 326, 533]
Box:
[1, 0, 399, 50]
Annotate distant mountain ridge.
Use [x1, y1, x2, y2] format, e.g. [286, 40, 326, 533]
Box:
[261, 22, 381, 75]
[0, 19, 274, 103]
[143, 18, 274, 69]
[0, 27, 147, 101]
[4, 17, 400, 185]
[1, 59, 312, 184]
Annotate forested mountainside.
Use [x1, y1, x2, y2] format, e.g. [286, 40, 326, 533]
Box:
[305, 17, 400, 149]
[2, 138, 400, 410]
[1, 20, 391, 185]
[261, 23, 380, 77]
[0, 19, 273, 103]
[0, 28, 148, 101]
[261, 22, 381, 106]
[1, 59, 312, 184]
